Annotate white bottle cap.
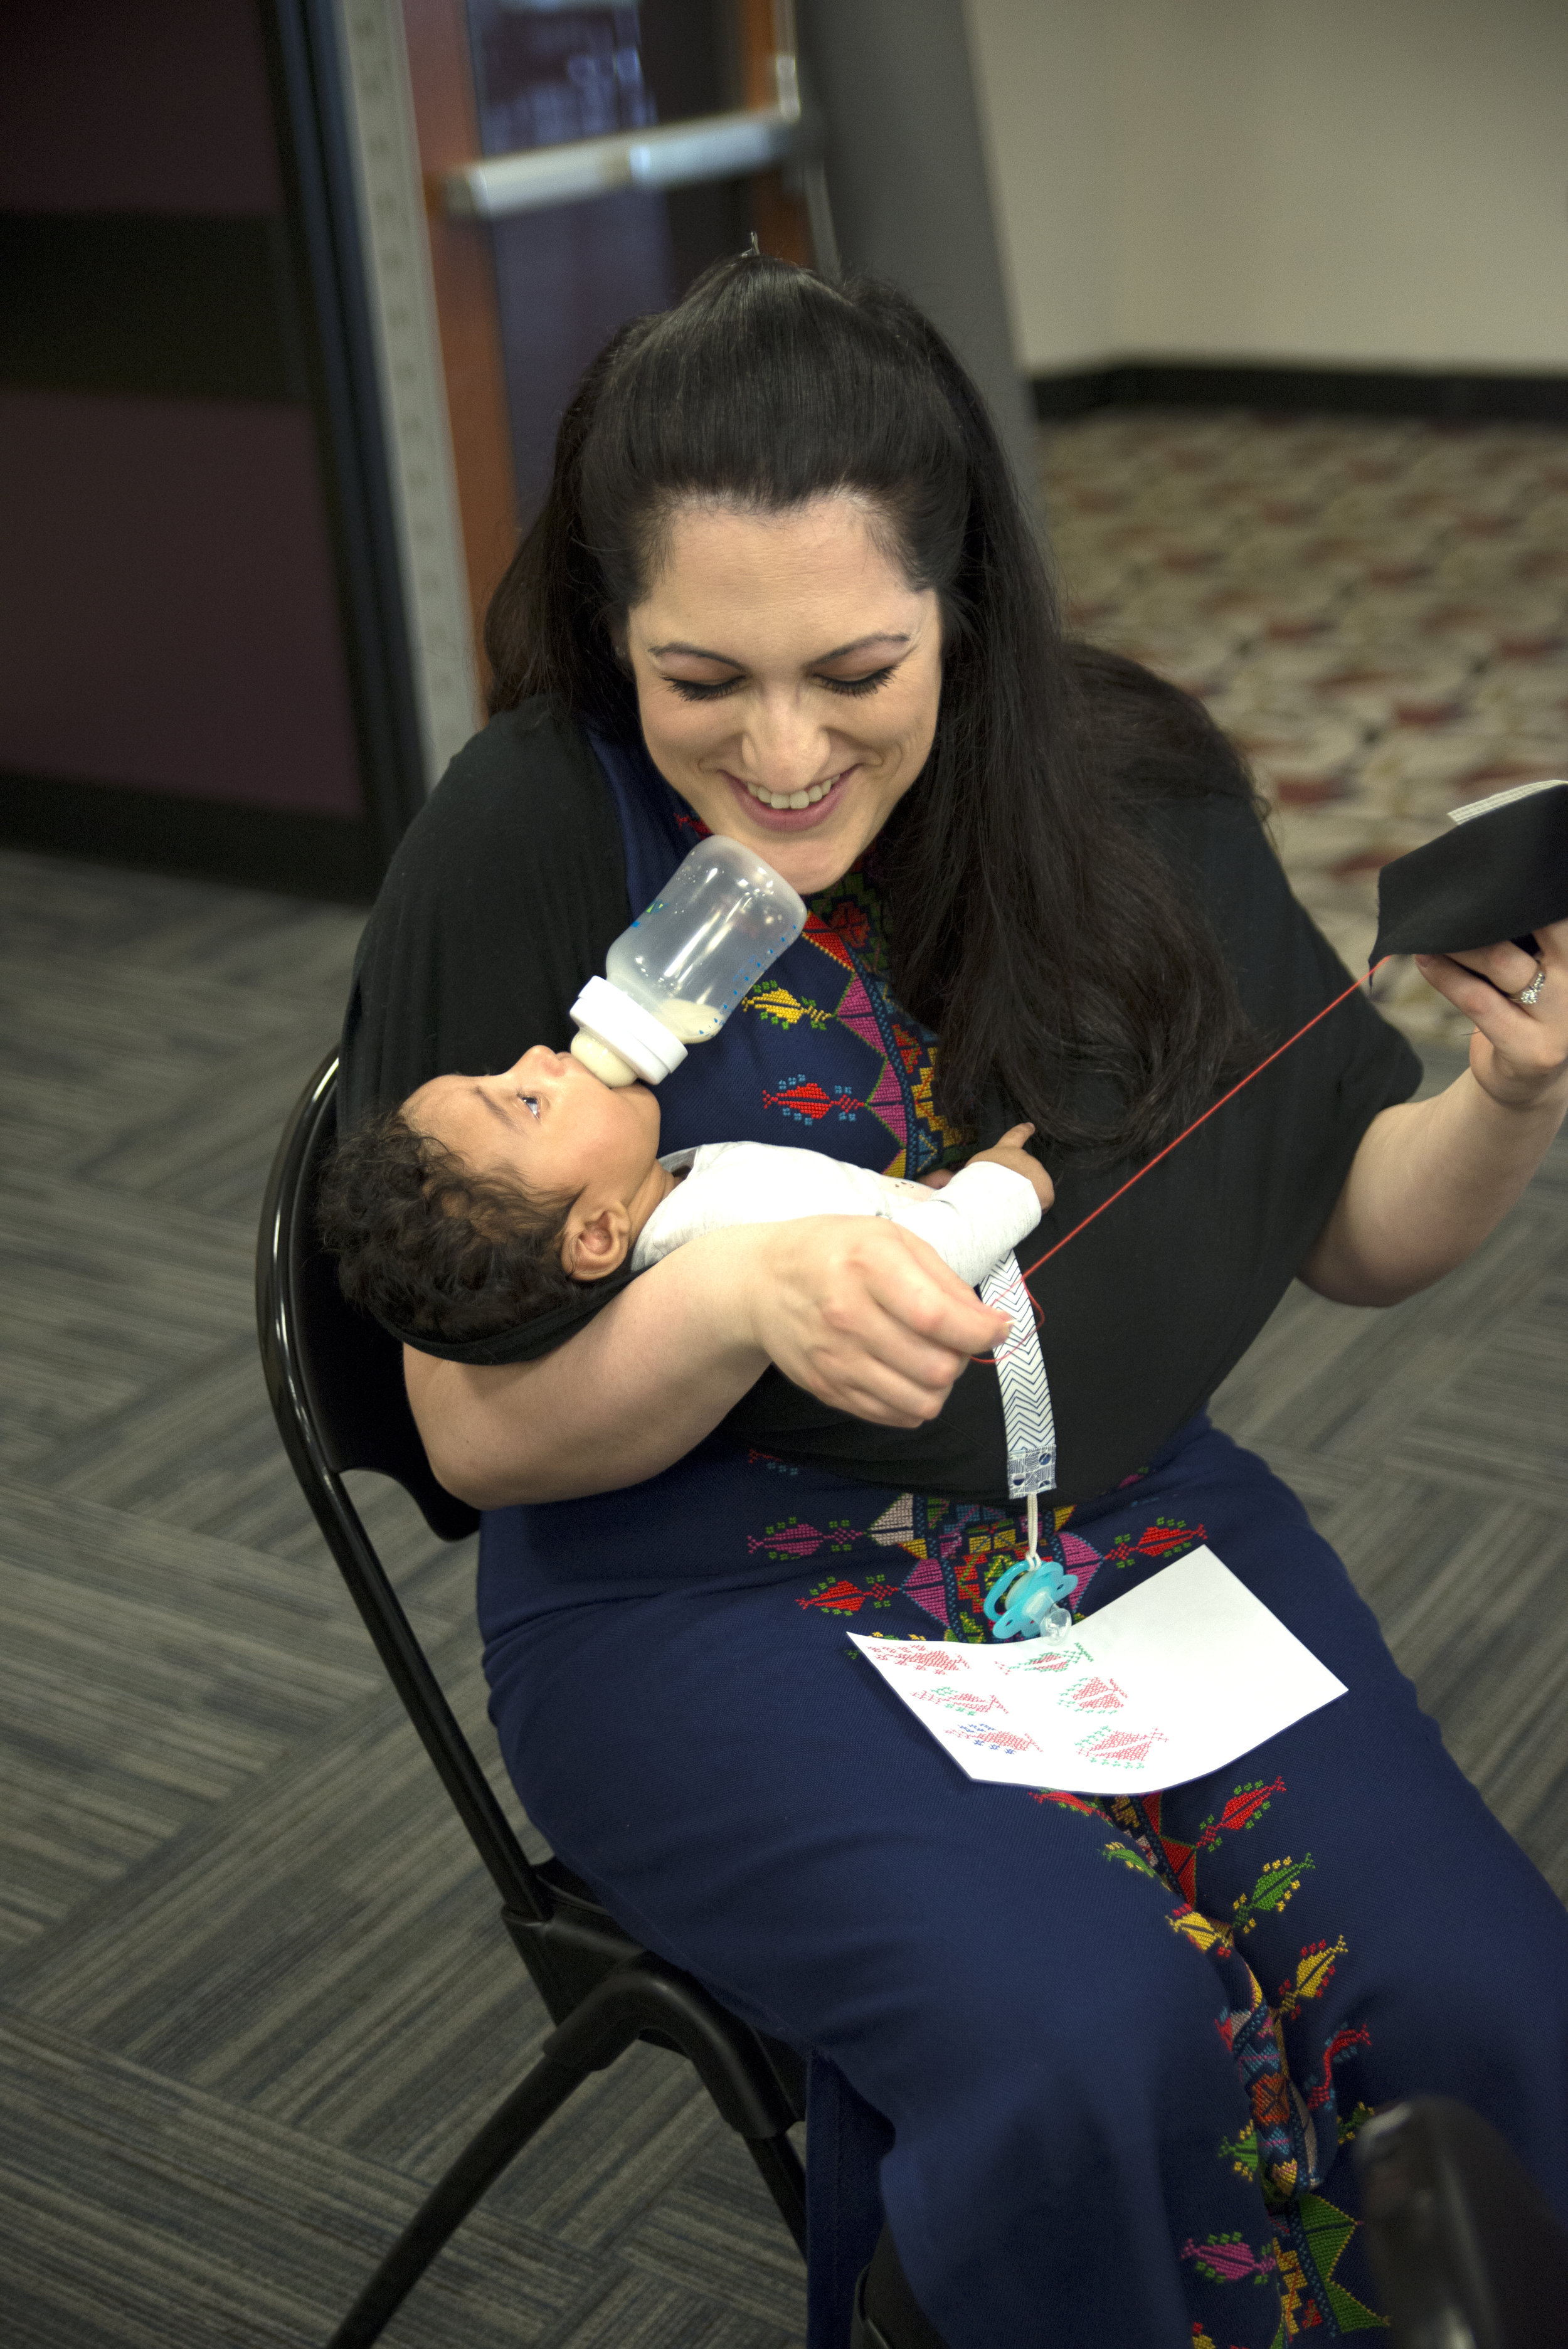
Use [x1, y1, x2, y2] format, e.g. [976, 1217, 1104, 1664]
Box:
[568, 975, 689, 1086]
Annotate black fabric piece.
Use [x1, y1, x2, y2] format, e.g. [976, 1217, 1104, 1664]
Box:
[1371, 782, 1568, 961]
[337, 694, 1421, 1502]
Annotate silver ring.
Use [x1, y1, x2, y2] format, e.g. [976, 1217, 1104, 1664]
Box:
[1513, 964, 1547, 1008]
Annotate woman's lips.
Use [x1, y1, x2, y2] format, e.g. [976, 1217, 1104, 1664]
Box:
[721, 767, 850, 830]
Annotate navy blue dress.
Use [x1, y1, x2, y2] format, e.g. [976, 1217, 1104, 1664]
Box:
[466, 740, 1568, 2347]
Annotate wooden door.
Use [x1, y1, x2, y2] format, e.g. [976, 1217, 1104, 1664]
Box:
[399, 1, 816, 686]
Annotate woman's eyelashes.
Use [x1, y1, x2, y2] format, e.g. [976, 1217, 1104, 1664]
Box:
[662, 665, 898, 703]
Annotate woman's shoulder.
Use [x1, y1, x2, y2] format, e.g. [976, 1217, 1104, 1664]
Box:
[412, 696, 620, 850]
[367, 696, 630, 942]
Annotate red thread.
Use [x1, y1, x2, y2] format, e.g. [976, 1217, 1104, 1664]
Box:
[1016, 960, 1391, 1281]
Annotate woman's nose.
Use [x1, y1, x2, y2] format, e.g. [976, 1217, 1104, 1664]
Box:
[741, 696, 835, 792]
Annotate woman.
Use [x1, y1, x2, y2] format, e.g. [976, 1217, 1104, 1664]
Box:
[340, 257, 1568, 2346]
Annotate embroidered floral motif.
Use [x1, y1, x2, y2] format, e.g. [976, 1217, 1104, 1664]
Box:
[779, 1489, 1092, 1641]
[748, 980, 835, 1032]
[751, 1515, 856, 1561]
[1181, 2234, 1279, 2288]
[797, 1573, 901, 1615]
[1276, 1938, 1348, 2020]
[1132, 1780, 1290, 1908]
[763, 1075, 859, 1124]
[1103, 1515, 1208, 1568]
[1029, 1787, 1103, 1818]
[1233, 1857, 1318, 1937]
[1220, 2121, 1263, 2185]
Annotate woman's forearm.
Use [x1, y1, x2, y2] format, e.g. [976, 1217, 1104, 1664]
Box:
[405, 1228, 768, 1509]
[405, 1216, 1009, 1512]
[1300, 1066, 1568, 1306]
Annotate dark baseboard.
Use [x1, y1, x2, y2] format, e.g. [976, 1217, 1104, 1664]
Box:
[1032, 359, 1568, 425]
[0, 771, 379, 903]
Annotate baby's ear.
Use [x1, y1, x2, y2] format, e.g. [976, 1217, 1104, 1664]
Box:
[561, 1201, 630, 1281]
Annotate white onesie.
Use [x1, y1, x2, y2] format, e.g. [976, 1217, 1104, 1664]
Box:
[630, 1140, 1041, 1288]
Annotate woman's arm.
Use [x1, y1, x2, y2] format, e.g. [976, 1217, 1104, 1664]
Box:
[1300, 920, 1568, 1306]
[406, 1216, 1011, 1508]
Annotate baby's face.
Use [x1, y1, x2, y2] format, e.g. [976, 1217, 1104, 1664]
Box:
[406, 1046, 662, 1208]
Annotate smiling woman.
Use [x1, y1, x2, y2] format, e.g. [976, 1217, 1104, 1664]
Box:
[336, 253, 1568, 2349]
[480, 257, 1267, 1164]
[624, 500, 943, 890]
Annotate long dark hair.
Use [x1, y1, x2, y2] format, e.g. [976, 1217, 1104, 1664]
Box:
[485, 254, 1259, 1160]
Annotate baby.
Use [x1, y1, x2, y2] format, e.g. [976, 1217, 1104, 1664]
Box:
[321, 1044, 1053, 1344]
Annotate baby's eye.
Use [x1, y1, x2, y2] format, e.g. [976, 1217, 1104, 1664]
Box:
[516, 1091, 541, 1120]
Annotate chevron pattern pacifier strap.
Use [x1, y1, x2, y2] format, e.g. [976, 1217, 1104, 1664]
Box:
[980, 1249, 1056, 1500]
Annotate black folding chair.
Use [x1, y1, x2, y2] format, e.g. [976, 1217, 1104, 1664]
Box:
[257, 1054, 807, 2346]
[1355, 2097, 1568, 2349]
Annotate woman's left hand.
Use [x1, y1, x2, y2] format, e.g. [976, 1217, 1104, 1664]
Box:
[1303, 913, 1568, 1306]
[1413, 915, 1568, 1111]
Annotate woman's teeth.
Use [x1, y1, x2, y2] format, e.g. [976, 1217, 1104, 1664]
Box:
[742, 775, 840, 810]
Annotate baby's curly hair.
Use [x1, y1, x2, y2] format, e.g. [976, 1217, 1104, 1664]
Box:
[318, 1108, 581, 1342]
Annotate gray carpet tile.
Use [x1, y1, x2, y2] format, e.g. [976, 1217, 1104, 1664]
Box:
[0, 2012, 607, 2349]
[615, 2137, 811, 2329]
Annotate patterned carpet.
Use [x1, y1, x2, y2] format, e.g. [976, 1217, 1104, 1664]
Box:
[1043, 409, 1568, 1046]
[1, 411, 1565, 2347]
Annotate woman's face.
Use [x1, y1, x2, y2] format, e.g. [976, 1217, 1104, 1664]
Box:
[623, 494, 943, 895]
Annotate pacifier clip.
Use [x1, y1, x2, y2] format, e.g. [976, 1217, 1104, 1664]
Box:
[978, 1251, 1074, 1643]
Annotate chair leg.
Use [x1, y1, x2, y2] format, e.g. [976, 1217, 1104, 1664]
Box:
[326, 1954, 807, 2346]
[325, 1964, 661, 2348]
[326, 2045, 595, 2348]
[744, 2128, 808, 2255]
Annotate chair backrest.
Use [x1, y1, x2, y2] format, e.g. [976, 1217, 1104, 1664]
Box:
[258, 1053, 545, 1920]
[258, 1053, 479, 1541]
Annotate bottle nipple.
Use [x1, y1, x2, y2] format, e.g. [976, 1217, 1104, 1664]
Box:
[570, 1030, 638, 1087]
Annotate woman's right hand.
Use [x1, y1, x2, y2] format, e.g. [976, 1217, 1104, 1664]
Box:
[744, 1216, 1012, 1426]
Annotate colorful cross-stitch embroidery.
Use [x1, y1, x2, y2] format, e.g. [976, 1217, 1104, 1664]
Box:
[1270, 2193, 1386, 2333]
[744, 863, 967, 1176]
[1103, 1515, 1208, 1569]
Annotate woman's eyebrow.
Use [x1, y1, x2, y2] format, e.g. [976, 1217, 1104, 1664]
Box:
[647, 632, 913, 665]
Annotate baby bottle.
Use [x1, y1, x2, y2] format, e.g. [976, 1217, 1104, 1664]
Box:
[569, 837, 808, 1086]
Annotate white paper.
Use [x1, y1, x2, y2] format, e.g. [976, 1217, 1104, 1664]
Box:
[849, 1547, 1346, 1794]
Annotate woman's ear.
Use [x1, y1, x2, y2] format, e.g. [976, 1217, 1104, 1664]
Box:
[561, 1200, 632, 1280]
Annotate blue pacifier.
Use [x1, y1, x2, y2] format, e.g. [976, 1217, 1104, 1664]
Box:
[985, 1492, 1074, 1641]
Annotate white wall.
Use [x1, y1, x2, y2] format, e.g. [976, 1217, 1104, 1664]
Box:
[965, 0, 1568, 376]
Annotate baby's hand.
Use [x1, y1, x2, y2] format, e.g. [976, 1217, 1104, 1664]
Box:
[969, 1123, 1054, 1212]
